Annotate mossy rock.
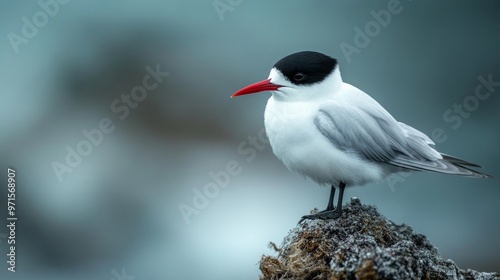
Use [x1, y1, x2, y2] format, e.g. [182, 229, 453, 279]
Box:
[259, 198, 499, 280]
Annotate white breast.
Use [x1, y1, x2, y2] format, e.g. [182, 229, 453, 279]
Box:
[263, 96, 386, 187]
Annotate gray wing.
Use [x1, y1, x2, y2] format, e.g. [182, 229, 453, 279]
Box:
[314, 101, 492, 178]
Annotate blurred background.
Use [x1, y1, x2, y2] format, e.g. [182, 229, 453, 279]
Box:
[1, 1, 499, 279]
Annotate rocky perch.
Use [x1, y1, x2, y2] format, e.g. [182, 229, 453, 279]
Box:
[259, 198, 499, 280]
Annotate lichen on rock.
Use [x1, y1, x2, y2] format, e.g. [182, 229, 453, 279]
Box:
[259, 198, 499, 280]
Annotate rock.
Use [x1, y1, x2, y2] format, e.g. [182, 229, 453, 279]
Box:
[259, 198, 499, 280]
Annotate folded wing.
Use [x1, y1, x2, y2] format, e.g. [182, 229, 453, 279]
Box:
[314, 101, 492, 178]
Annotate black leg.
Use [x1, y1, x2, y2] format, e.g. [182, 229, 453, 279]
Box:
[316, 185, 336, 214]
[326, 185, 336, 211]
[335, 182, 345, 213]
[298, 182, 346, 224]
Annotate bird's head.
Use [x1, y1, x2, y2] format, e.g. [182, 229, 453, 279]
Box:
[231, 51, 341, 101]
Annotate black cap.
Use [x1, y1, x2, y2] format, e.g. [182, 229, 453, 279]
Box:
[273, 51, 338, 86]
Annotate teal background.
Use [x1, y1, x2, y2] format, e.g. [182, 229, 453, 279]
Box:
[1, 1, 499, 279]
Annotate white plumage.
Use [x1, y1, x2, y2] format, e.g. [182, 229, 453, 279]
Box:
[232, 51, 491, 221]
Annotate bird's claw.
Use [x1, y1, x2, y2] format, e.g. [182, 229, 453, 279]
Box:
[298, 209, 342, 224]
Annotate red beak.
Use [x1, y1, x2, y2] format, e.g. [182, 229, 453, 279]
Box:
[231, 79, 282, 98]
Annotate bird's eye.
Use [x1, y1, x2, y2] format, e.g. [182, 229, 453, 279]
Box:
[293, 73, 305, 82]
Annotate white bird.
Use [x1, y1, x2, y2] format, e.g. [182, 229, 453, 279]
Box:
[231, 51, 492, 222]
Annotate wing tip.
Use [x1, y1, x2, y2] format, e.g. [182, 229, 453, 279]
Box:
[440, 153, 483, 168]
[389, 157, 493, 179]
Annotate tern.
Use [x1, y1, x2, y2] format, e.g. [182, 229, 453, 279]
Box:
[231, 51, 492, 222]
